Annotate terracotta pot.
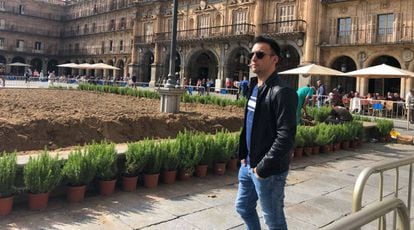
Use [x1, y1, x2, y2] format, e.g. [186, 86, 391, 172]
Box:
[341, 141, 350, 150]
[333, 142, 341, 151]
[195, 165, 208, 177]
[122, 175, 138, 192]
[178, 169, 192, 181]
[304, 147, 312, 156]
[321, 144, 331, 153]
[350, 140, 358, 148]
[67, 185, 86, 203]
[28, 192, 50, 211]
[99, 179, 116, 196]
[144, 173, 160, 188]
[357, 139, 363, 146]
[294, 147, 303, 158]
[161, 170, 177, 184]
[227, 158, 238, 171]
[312, 146, 320, 155]
[0, 196, 13, 216]
[214, 162, 226, 175]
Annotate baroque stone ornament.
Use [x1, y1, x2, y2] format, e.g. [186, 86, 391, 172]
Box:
[200, 0, 207, 10]
[402, 49, 414, 62]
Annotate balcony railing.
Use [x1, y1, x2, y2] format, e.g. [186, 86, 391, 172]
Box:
[321, 25, 414, 46]
[0, 24, 61, 37]
[59, 45, 132, 56]
[261, 19, 307, 36]
[135, 23, 255, 44]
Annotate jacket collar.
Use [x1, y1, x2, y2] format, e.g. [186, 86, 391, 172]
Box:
[250, 71, 280, 88]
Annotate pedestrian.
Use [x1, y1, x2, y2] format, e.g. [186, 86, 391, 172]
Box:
[405, 88, 414, 123]
[316, 80, 326, 107]
[240, 76, 249, 98]
[296, 85, 314, 125]
[236, 35, 298, 230]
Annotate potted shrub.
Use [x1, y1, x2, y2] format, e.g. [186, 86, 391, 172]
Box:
[160, 140, 179, 184]
[176, 130, 201, 180]
[375, 119, 394, 142]
[62, 147, 96, 203]
[212, 131, 231, 175]
[294, 128, 305, 158]
[143, 141, 163, 188]
[23, 150, 62, 210]
[194, 135, 208, 177]
[0, 152, 17, 215]
[225, 133, 239, 171]
[89, 141, 118, 196]
[341, 124, 352, 149]
[302, 126, 315, 156]
[315, 124, 333, 153]
[124, 141, 148, 191]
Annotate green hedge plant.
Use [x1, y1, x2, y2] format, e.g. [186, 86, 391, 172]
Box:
[143, 141, 163, 175]
[23, 150, 62, 194]
[160, 140, 180, 172]
[88, 141, 118, 181]
[0, 152, 18, 197]
[62, 147, 96, 187]
[125, 141, 148, 176]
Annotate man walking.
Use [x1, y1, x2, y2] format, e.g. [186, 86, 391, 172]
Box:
[236, 35, 297, 230]
[316, 80, 326, 107]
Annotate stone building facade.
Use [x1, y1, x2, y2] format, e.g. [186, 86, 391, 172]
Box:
[0, 0, 413, 96]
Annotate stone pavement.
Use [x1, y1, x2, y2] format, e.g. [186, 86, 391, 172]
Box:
[2, 142, 414, 230]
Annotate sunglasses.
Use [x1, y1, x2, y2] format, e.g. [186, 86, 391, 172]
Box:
[248, 51, 273, 59]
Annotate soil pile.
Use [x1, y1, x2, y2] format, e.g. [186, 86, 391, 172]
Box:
[0, 89, 244, 153]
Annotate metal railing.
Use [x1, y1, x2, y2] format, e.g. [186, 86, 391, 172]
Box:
[321, 197, 410, 230]
[135, 23, 255, 44]
[352, 156, 414, 229]
[321, 25, 414, 46]
[261, 19, 307, 35]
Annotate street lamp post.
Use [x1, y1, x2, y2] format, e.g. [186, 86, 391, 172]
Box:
[157, 0, 184, 113]
[165, 0, 179, 88]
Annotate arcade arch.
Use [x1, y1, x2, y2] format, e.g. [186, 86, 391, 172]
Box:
[330, 56, 357, 93]
[369, 55, 401, 95]
[187, 50, 218, 85]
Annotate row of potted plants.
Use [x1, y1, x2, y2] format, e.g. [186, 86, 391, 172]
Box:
[294, 121, 364, 157]
[0, 130, 240, 215]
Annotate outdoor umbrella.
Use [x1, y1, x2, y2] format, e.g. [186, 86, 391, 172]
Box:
[341, 64, 414, 78]
[57, 63, 79, 68]
[91, 63, 120, 70]
[6, 62, 31, 67]
[76, 63, 95, 69]
[278, 64, 343, 76]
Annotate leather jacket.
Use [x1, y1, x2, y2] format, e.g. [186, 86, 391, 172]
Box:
[238, 72, 298, 178]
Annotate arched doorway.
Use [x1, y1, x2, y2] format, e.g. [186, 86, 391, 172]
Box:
[278, 45, 300, 89]
[47, 59, 58, 75]
[188, 50, 218, 85]
[331, 56, 357, 93]
[163, 51, 181, 79]
[0, 55, 5, 65]
[227, 48, 249, 82]
[107, 59, 115, 79]
[0, 55, 6, 74]
[142, 52, 154, 82]
[30, 58, 43, 73]
[11, 57, 26, 75]
[96, 60, 104, 77]
[116, 59, 124, 80]
[89, 60, 95, 77]
[369, 56, 400, 95]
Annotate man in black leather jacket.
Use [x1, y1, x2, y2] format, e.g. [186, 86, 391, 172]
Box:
[235, 35, 298, 230]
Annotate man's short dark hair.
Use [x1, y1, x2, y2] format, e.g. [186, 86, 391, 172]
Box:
[253, 35, 281, 58]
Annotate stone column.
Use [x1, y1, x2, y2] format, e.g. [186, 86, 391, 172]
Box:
[303, 0, 317, 64]
[150, 43, 163, 87]
[157, 87, 185, 113]
[253, 0, 264, 35]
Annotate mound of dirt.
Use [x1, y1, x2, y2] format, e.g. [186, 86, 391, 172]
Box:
[0, 89, 244, 153]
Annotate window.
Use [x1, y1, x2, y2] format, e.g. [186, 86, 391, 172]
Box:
[278, 4, 295, 32]
[109, 40, 113, 51]
[337, 17, 351, 43]
[0, 1, 5, 11]
[34, 41, 42, 50]
[198, 15, 210, 37]
[92, 23, 96, 33]
[74, 43, 79, 52]
[119, 40, 123, 51]
[144, 23, 153, 42]
[232, 10, 247, 34]
[109, 19, 115, 31]
[120, 18, 126, 29]
[0, 37, 4, 48]
[378, 13, 393, 35]
[19, 5, 24, 14]
[84, 24, 89, 34]
[0, 19, 4, 29]
[16, 40, 24, 49]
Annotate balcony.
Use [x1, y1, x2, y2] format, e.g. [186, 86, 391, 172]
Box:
[59, 45, 132, 56]
[321, 25, 414, 46]
[135, 23, 255, 45]
[0, 24, 61, 37]
[261, 19, 306, 39]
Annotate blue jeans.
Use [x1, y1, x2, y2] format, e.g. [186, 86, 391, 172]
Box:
[235, 164, 288, 230]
